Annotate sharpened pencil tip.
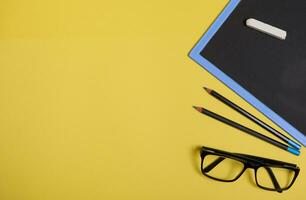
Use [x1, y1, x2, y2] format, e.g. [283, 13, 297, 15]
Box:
[203, 87, 212, 94]
[193, 106, 203, 113]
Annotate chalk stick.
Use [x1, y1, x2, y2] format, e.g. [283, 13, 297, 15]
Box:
[246, 18, 287, 40]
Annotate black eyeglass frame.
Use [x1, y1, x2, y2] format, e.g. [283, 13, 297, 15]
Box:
[200, 146, 300, 193]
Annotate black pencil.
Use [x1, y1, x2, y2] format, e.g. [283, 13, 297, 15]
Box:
[193, 106, 300, 156]
[203, 87, 301, 150]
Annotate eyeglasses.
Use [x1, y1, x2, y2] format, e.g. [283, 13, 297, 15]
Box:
[200, 146, 300, 193]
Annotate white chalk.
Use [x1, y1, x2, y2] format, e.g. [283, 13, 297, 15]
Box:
[246, 18, 287, 40]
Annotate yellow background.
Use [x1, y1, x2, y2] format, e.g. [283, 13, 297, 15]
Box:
[0, 0, 305, 199]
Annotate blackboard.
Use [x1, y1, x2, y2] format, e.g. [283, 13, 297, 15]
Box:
[190, 0, 306, 146]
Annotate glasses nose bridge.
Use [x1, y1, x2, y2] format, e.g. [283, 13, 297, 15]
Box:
[243, 160, 261, 169]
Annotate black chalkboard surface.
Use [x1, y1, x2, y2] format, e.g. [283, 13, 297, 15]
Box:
[192, 0, 306, 145]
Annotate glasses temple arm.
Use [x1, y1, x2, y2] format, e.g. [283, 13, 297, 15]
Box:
[203, 157, 226, 173]
[233, 153, 296, 167]
[264, 167, 282, 193]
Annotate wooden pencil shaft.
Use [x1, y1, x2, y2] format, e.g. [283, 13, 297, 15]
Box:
[210, 90, 292, 144]
[202, 108, 288, 151]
